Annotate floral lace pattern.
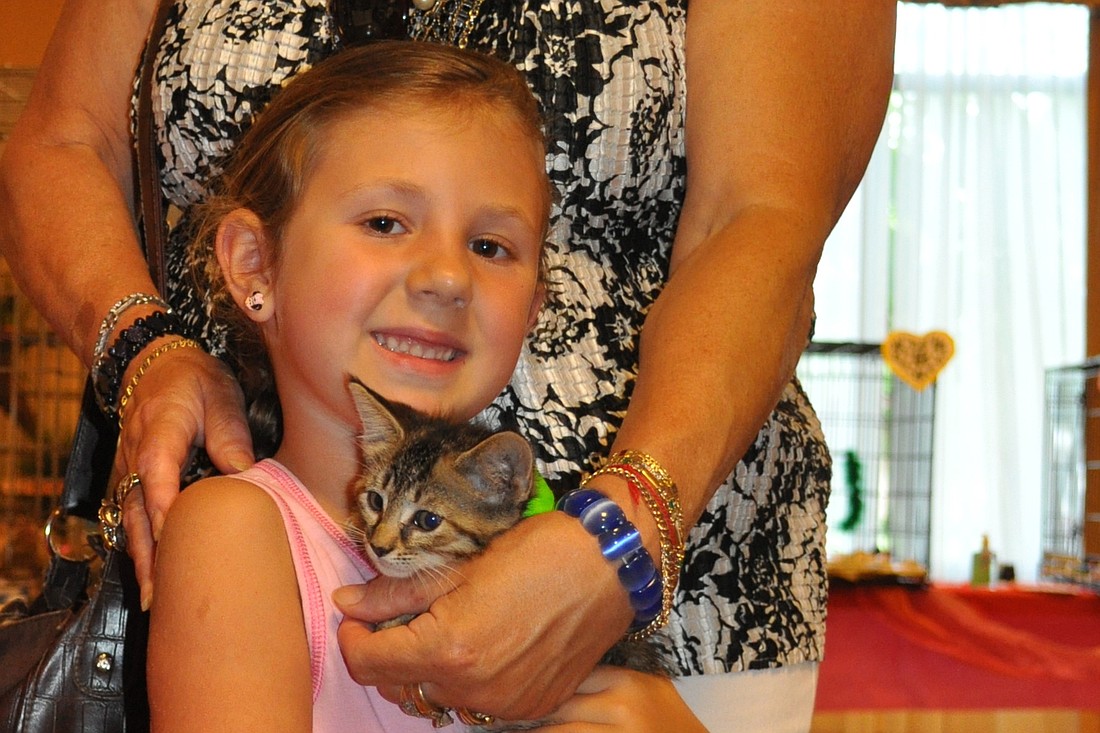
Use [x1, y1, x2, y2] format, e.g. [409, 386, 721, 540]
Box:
[139, 0, 830, 674]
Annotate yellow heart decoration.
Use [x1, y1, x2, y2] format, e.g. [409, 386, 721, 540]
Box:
[881, 331, 955, 392]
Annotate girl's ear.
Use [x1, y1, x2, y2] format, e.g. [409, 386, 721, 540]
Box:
[216, 208, 275, 322]
[525, 281, 545, 332]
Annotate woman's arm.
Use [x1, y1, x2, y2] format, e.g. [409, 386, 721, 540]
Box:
[337, 0, 897, 719]
[147, 477, 313, 733]
[0, 0, 254, 597]
[0, 0, 157, 363]
[604, 0, 898, 523]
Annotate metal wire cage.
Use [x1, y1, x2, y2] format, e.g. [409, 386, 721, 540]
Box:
[795, 342, 937, 567]
[1040, 358, 1100, 587]
[1, 68, 87, 604]
[0, 261, 84, 603]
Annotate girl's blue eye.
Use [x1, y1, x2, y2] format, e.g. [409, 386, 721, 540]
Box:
[469, 238, 506, 259]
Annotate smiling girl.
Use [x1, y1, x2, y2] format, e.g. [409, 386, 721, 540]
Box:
[147, 41, 548, 731]
[146, 41, 703, 733]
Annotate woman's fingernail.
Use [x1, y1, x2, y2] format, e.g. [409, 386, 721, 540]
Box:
[332, 585, 369, 609]
[152, 510, 165, 542]
[141, 587, 153, 612]
[228, 456, 252, 473]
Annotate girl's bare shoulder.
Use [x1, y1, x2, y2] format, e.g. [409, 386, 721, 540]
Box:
[155, 472, 293, 580]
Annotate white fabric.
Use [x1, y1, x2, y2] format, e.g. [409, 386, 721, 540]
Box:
[673, 662, 819, 733]
[811, 2, 1087, 583]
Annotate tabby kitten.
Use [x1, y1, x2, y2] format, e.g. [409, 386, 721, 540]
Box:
[347, 379, 672, 731]
[349, 378, 534, 588]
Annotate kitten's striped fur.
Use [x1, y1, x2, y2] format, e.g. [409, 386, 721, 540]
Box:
[346, 378, 672, 731]
[349, 378, 534, 583]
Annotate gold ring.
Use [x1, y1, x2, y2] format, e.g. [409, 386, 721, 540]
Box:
[98, 472, 141, 552]
[398, 683, 453, 728]
[454, 707, 495, 725]
[114, 472, 142, 507]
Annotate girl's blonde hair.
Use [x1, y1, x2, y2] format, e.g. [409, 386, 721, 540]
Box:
[188, 40, 549, 457]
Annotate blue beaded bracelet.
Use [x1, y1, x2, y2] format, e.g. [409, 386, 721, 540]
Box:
[557, 488, 663, 634]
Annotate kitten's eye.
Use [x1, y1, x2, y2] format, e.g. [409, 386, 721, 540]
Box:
[365, 491, 384, 512]
[412, 510, 443, 532]
[364, 215, 407, 235]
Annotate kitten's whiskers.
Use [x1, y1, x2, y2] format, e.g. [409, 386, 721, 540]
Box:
[342, 520, 367, 543]
[413, 563, 461, 594]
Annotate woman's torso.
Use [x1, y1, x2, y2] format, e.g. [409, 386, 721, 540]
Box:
[143, 0, 829, 673]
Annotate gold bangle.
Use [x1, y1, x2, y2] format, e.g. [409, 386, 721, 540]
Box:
[611, 449, 684, 546]
[117, 338, 204, 428]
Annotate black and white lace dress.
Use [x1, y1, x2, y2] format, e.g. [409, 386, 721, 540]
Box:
[141, 0, 831, 676]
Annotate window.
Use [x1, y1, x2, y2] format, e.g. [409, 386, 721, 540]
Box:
[809, 2, 1088, 582]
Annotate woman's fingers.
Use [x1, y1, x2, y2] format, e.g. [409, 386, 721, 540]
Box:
[113, 346, 253, 601]
[333, 569, 448, 625]
[197, 363, 255, 475]
[337, 512, 630, 721]
[539, 667, 708, 733]
[118, 480, 156, 609]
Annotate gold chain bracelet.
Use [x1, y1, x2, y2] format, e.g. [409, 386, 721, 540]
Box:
[611, 449, 684, 545]
[117, 338, 204, 428]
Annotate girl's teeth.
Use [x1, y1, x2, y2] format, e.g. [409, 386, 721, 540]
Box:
[376, 334, 456, 362]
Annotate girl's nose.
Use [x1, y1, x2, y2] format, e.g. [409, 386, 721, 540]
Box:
[406, 242, 472, 308]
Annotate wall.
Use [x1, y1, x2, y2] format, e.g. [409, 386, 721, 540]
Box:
[0, 0, 63, 66]
[0, 1, 62, 144]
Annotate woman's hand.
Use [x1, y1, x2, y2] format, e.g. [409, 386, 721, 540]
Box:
[115, 342, 254, 607]
[335, 511, 633, 721]
[534, 667, 708, 732]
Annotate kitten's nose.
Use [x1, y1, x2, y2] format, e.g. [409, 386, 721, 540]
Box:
[369, 544, 392, 559]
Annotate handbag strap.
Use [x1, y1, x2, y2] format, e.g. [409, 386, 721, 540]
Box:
[136, 0, 175, 293]
[57, 384, 118, 518]
[46, 383, 116, 610]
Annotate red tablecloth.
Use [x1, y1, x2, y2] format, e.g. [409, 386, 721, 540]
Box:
[815, 583, 1100, 711]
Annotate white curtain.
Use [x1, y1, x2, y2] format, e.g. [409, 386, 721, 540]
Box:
[813, 2, 1088, 582]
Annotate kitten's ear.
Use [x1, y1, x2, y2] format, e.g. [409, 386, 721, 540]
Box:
[454, 432, 534, 504]
[348, 378, 404, 455]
